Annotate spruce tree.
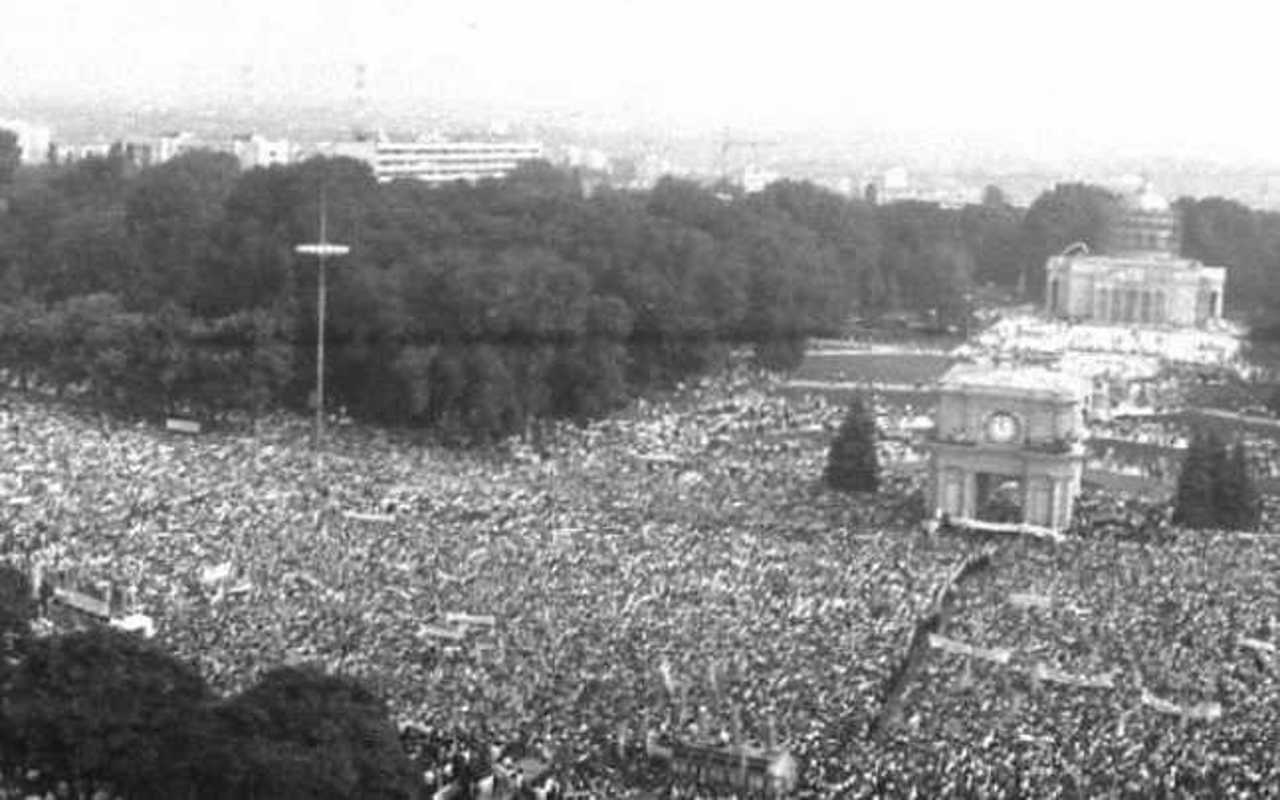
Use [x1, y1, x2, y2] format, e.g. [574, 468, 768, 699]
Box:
[1217, 442, 1261, 530]
[1173, 429, 1216, 528]
[825, 395, 880, 492]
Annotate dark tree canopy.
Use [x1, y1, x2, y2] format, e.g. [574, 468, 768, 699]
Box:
[15, 152, 1276, 440]
[0, 563, 35, 646]
[1179, 196, 1278, 320]
[1174, 429, 1260, 531]
[208, 665, 420, 800]
[1, 628, 214, 798]
[825, 395, 880, 492]
[0, 631, 419, 799]
[1017, 183, 1118, 298]
[0, 128, 20, 185]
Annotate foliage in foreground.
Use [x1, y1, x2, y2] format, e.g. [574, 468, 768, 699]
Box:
[0, 626, 419, 800]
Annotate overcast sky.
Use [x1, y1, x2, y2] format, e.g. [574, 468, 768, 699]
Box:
[4, 0, 1280, 161]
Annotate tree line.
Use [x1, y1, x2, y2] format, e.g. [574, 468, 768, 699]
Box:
[4, 137, 1280, 439]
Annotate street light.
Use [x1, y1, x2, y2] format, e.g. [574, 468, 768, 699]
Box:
[294, 199, 349, 457]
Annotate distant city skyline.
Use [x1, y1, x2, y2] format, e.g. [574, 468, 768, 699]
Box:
[4, 0, 1280, 166]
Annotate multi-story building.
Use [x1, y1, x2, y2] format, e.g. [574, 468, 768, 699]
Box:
[232, 133, 293, 170]
[0, 119, 53, 165]
[327, 135, 543, 184]
[155, 131, 198, 164]
[1044, 183, 1227, 328]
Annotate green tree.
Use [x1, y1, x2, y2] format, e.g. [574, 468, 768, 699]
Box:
[1, 628, 214, 798]
[1018, 183, 1118, 299]
[124, 150, 241, 310]
[1179, 196, 1271, 318]
[1216, 441, 1261, 530]
[0, 128, 20, 185]
[1174, 429, 1223, 528]
[981, 184, 1009, 208]
[825, 395, 880, 492]
[0, 563, 35, 647]
[208, 664, 419, 800]
[961, 200, 1023, 287]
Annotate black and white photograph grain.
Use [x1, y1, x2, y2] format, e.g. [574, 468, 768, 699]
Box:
[1, 1, 1279, 797]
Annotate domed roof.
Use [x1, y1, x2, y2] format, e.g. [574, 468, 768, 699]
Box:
[1130, 180, 1170, 213]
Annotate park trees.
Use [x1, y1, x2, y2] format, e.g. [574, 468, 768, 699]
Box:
[124, 150, 241, 310]
[5, 152, 1144, 440]
[1179, 197, 1275, 319]
[1017, 183, 1118, 299]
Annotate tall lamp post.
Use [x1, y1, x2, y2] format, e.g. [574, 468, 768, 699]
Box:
[294, 201, 349, 458]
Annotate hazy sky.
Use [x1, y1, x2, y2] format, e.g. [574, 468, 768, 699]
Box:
[4, 0, 1280, 160]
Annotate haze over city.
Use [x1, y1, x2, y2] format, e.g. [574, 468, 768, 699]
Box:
[6, 0, 1280, 169]
[10, 0, 1280, 798]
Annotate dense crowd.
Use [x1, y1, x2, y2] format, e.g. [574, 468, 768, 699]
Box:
[3, 362, 1280, 798]
[968, 316, 1243, 367]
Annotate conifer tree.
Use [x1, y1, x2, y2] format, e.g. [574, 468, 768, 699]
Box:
[1217, 442, 1261, 530]
[825, 395, 880, 492]
[1173, 429, 1216, 528]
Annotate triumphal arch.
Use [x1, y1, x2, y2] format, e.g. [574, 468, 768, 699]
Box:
[927, 364, 1089, 531]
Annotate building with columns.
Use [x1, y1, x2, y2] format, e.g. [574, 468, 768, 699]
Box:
[928, 364, 1089, 531]
[1044, 184, 1226, 327]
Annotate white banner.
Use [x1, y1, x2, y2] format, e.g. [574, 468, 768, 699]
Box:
[928, 634, 1012, 665]
[1008, 592, 1053, 609]
[1031, 663, 1115, 689]
[1141, 689, 1222, 720]
[1239, 636, 1276, 655]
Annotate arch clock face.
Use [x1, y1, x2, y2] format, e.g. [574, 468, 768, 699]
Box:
[986, 411, 1021, 443]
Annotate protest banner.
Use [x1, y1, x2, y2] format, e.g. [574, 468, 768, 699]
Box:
[1141, 689, 1222, 720]
[1009, 592, 1053, 610]
[110, 613, 156, 638]
[1031, 663, 1115, 689]
[343, 510, 396, 523]
[165, 418, 201, 435]
[947, 517, 1066, 544]
[199, 561, 233, 585]
[927, 634, 1012, 665]
[646, 736, 798, 799]
[52, 587, 111, 620]
[421, 624, 466, 643]
[445, 612, 497, 629]
[1239, 636, 1276, 655]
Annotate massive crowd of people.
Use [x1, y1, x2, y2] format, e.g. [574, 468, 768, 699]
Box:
[3, 358, 1279, 798]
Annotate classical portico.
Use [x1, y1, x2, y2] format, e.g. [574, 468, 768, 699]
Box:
[928, 364, 1088, 531]
[1044, 183, 1227, 328]
[1046, 255, 1225, 327]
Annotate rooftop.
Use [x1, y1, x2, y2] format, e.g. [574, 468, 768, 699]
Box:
[1125, 180, 1171, 213]
[1053, 254, 1223, 274]
[939, 363, 1090, 400]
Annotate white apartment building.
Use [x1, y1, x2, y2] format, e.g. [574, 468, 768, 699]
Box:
[328, 137, 543, 184]
[232, 133, 294, 170]
[0, 119, 53, 164]
[155, 131, 198, 164]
